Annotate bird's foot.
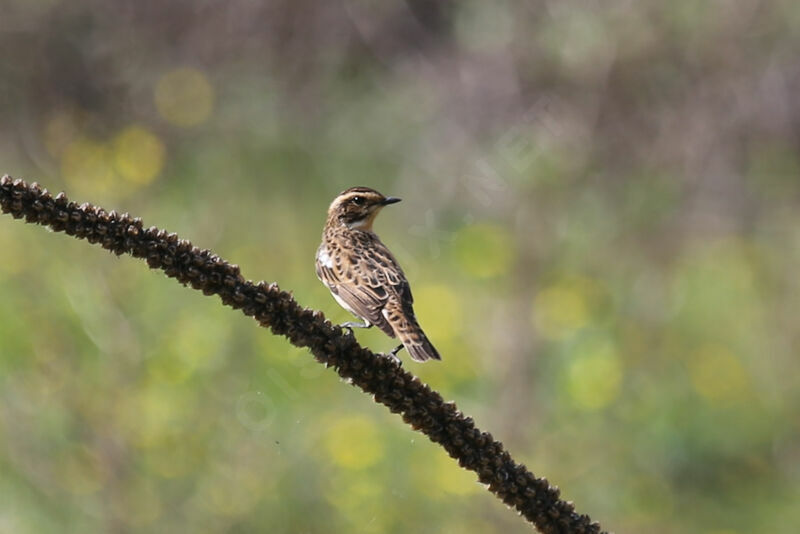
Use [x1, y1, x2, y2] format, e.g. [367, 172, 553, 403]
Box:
[379, 352, 402, 366]
[340, 321, 371, 329]
[339, 321, 370, 337]
[379, 344, 405, 366]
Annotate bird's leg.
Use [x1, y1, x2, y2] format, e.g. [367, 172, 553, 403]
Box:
[379, 344, 405, 366]
[341, 321, 372, 329]
[340, 321, 372, 336]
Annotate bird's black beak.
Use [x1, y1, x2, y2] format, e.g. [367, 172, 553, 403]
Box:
[381, 197, 402, 206]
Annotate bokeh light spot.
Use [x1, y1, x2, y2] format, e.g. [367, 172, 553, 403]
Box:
[113, 125, 165, 185]
[119, 387, 184, 449]
[668, 239, 766, 356]
[415, 338, 478, 389]
[173, 314, 226, 369]
[60, 137, 116, 194]
[532, 279, 592, 340]
[324, 415, 384, 470]
[147, 353, 192, 384]
[432, 450, 480, 496]
[453, 223, 514, 279]
[689, 345, 749, 403]
[413, 284, 462, 341]
[566, 338, 623, 411]
[148, 314, 226, 384]
[155, 68, 214, 127]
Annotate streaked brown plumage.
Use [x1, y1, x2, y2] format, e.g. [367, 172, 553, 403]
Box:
[316, 187, 441, 362]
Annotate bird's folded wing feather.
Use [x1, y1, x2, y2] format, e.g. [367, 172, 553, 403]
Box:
[316, 238, 411, 338]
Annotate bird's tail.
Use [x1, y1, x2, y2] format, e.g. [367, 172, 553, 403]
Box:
[384, 300, 442, 362]
[398, 324, 441, 362]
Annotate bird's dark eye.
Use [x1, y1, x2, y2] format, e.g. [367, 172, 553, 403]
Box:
[351, 196, 364, 205]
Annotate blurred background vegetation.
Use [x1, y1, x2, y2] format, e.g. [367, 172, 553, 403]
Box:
[1, 1, 799, 532]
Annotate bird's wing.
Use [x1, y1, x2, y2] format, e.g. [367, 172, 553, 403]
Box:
[317, 237, 409, 338]
[365, 240, 440, 361]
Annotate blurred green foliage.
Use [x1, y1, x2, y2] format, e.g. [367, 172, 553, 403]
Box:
[2, 1, 800, 532]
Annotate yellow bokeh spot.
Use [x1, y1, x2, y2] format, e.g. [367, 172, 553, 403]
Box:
[567, 338, 623, 411]
[689, 345, 749, 403]
[324, 415, 384, 470]
[147, 353, 192, 384]
[453, 223, 514, 279]
[147, 313, 227, 384]
[415, 338, 477, 388]
[170, 314, 226, 371]
[118, 387, 184, 448]
[155, 68, 214, 127]
[532, 279, 593, 340]
[148, 314, 226, 384]
[113, 125, 165, 185]
[413, 284, 462, 341]
[60, 137, 116, 194]
[432, 451, 479, 496]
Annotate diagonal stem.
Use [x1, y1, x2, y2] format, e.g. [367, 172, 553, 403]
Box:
[0, 175, 606, 534]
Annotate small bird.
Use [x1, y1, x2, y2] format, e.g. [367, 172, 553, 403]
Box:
[316, 187, 441, 362]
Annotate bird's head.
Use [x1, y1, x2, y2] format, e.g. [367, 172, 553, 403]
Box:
[327, 187, 401, 231]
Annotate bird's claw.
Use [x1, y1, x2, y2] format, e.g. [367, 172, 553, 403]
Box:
[340, 321, 372, 338]
[379, 351, 403, 367]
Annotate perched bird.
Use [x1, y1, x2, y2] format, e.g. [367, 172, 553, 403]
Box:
[316, 187, 441, 362]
